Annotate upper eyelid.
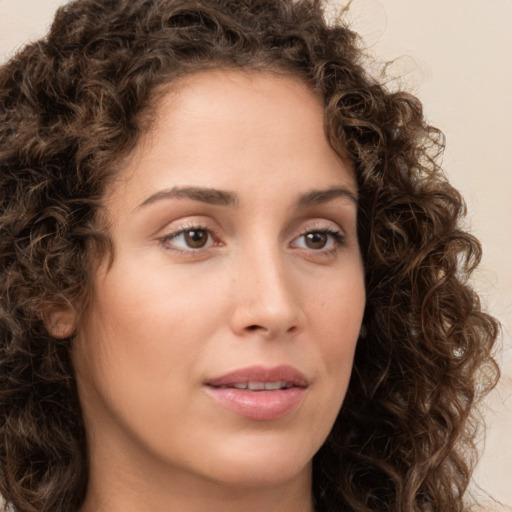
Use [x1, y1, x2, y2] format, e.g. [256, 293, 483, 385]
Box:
[296, 222, 343, 234]
[157, 217, 346, 238]
[160, 224, 215, 238]
[157, 219, 216, 240]
[293, 226, 344, 242]
[156, 217, 217, 236]
[291, 218, 345, 237]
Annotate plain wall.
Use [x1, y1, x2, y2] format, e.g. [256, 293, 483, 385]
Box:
[1, 0, 511, 508]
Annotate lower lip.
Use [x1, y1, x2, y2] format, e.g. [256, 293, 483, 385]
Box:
[205, 386, 306, 421]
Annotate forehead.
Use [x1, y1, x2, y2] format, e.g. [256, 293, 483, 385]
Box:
[144, 69, 326, 152]
[106, 69, 355, 209]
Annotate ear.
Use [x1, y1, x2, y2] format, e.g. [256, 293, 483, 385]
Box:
[44, 307, 77, 339]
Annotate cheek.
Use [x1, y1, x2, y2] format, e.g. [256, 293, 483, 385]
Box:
[71, 269, 225, 450]
[74, 265, 223, 395]
[293, 279, 364, 449]
[311, 271, 365, 383]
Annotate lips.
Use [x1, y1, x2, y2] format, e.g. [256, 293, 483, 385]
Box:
[204, 365, 308, 421]
[206, 365, 308, 388]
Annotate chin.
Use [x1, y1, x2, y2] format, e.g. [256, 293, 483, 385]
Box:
[208, 457, 311, 489]
[189, 432, 316, 488]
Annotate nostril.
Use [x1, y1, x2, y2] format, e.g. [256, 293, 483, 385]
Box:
[246, 325, 263, 331]
[244, 324, 298, 335]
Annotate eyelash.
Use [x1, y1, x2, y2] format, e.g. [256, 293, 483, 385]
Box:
[157, 224, 346, 256]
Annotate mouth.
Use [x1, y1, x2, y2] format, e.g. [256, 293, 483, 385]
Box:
[211, 381, 299, 391]
[205, 364, 308, 388]
[204, 365, 308, 421]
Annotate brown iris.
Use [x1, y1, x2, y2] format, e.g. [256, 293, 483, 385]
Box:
[304, 232, 328, 250]
[184, 229, 209, 248]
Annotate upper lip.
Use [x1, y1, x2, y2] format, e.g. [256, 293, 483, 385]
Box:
[205, 365, 308, 388]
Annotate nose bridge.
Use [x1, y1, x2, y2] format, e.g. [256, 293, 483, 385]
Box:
[230, 235, 303, 337]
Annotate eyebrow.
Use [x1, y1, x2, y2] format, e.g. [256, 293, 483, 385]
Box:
[137, 186, 238, 208]
[296, 186, 358, 208]
[136, 184, 357, 210]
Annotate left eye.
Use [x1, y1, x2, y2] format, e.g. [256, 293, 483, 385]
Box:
[292, 230, 343, 250]
[164, 228, 213, 250]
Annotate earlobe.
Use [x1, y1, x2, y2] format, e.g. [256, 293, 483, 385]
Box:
[44, 308, 77, 339]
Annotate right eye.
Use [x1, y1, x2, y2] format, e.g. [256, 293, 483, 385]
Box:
[158, 226, 216, 252]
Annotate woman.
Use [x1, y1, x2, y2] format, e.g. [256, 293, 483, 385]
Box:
[0, 0, 499, 511]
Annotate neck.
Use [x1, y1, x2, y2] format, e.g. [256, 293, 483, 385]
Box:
[81, 464, 314, 512]
[80, 430, 315, 512]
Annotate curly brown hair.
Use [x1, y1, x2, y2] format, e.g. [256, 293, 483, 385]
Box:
[0, 0, 499, 511]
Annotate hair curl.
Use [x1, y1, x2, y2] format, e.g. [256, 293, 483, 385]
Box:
[0, 1, 499, 511]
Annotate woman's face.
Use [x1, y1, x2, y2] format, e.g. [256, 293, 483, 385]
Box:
[72, 70, 365, 492]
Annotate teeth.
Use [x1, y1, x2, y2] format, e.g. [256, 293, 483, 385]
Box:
[264, 381, 284, 390]
[247, 382, 265, 390]
[230, 381, 291, 391]
[214, 381, 296, 390]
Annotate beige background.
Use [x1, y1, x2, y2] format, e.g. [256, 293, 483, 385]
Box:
[1, 0, 510, 508]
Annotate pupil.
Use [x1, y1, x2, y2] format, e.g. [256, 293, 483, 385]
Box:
[306, 232, 327, 249]
[185, 230, 208, 248]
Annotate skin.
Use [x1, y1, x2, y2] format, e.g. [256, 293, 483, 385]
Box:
[65, 70, 366, 512]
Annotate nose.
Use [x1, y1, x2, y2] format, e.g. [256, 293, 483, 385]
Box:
[229, 247, 305, 339]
